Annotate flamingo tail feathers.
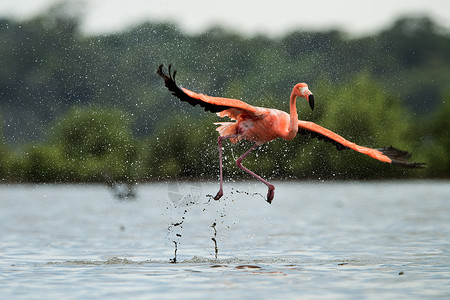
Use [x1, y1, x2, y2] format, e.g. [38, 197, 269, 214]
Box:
[298, 120, 425, 168]
[214, 122, 241, 143]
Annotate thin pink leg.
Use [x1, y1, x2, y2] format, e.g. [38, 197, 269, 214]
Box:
[214, 134, 239, 201]
[235, 143, 275, 203]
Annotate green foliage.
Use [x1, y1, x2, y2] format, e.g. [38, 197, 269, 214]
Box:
[49, 107, 140, 182]
[0, 107, 141, 182]
[1, 7, 449, 182]
[21, 144, 66, 182]
[426, 95, 450, 177]
[0, 112, 8, 181]
[143, 114, 218, 180]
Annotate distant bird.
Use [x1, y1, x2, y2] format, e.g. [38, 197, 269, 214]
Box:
[157, 64, 424, 203]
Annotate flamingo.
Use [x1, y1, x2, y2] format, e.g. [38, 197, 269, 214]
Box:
[157, 64, 424, 203]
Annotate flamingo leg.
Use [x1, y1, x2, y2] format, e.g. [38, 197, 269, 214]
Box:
[214, 134, 239, 201]
[235, 143, 275, 204]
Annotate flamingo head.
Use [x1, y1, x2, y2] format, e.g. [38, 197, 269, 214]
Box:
[294, 83, 314, 111]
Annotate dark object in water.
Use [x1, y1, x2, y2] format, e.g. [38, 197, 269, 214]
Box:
[109, 182, 136, 201]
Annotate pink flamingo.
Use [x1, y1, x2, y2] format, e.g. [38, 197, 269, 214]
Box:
[157, 64, 424, 203]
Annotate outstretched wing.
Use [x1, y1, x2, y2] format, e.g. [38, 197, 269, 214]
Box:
[298, 120, 425, 168]
[157, 64, 257, 114]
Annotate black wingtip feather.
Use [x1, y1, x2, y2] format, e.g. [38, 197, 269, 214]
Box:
[378, 146, 426, 168]
[157, 64, 232, 113]
[299, 128, 350, 151]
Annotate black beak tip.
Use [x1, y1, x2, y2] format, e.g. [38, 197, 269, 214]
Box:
[309, 94, 315, 111]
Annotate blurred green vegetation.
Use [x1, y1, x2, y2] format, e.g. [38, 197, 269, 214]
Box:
[0, 6, 449, 182]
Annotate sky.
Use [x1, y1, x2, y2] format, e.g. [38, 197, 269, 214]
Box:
[0, 0, 449, 36]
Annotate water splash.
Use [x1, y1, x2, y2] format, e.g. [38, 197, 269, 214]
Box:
[169, 241, 178, 263]
[211, 222, 218, 259]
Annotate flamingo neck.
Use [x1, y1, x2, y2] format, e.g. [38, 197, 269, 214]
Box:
[284, 91, 299, 140]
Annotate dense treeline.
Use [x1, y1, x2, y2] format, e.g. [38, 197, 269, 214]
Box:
[0, 6, 449, 182]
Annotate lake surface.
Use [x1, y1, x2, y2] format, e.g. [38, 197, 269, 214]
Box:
[1, 181, 449, 299]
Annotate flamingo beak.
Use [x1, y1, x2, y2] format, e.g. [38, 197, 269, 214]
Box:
[308, 94, 315, 111]
[300, 86, 314, 111]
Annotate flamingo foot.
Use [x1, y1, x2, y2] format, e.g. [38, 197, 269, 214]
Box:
[266, 185, 275, 204]
[214, 189, 223, 201]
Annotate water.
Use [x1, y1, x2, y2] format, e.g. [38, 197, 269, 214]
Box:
[1, 181, 449, 299]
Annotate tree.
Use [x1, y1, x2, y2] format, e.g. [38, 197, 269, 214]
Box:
[143, 114, 217, 180]
[427, 94, 450, 177]
[50, 107, 140, 182]
[0, 112, 8, 180]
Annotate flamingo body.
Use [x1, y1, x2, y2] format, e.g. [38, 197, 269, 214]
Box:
[157, 64, 424, 203]
[216, 108, 291, 144]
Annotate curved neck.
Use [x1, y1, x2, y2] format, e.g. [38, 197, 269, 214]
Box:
[284, 91, 299, 140]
